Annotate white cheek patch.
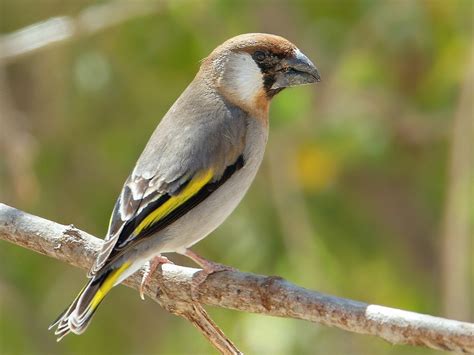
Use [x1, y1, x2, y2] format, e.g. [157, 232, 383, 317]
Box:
[221, 52, 263, 104]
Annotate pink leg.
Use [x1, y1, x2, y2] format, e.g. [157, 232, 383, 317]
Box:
[183, 249, 236, 300]
[184, 249, 236, 274]
[140, 255, 173, 300]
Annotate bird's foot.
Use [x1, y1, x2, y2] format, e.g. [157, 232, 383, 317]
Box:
[183, 249, 237, 301]
[184, 248, 237, 274]
[139, 255, 173, 300]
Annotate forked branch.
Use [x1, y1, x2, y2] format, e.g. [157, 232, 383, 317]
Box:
[0, 203, 473, 353]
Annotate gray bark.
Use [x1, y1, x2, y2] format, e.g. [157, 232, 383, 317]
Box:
[0, 203, 473, 353]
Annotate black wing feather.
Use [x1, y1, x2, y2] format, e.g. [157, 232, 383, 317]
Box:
[105, 155, 245, 263]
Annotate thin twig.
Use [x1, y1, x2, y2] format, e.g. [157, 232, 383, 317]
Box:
[0, 0, 162, 63]
[0, 68, 39, 203]
[441, 46, 474, 321]
[0, 203, 473, 353]
[154, 267, 242, 354]
[183, 304, 242, 355]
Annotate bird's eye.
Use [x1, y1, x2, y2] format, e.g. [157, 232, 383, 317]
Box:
[254, 51, 266, 62]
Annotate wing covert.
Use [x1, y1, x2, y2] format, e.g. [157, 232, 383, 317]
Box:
[89, 83, 248, 277]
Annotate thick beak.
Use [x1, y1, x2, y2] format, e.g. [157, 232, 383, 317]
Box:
[271, 49, 321, 90]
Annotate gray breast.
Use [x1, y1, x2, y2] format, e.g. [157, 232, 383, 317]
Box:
[138, 116, 269, 257]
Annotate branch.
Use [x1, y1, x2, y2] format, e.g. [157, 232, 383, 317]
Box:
[0, 203, 473, 353]
[0, 0, 161, 63]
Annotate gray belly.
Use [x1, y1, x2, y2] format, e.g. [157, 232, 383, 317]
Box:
[134, 119, 268, 258]
[160, 160, 259, 253]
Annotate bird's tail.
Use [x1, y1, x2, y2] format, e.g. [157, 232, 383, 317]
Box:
[49, 261, 131, 341]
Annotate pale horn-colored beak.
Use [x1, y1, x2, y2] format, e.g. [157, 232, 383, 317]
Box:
[271, 49, 320, 90]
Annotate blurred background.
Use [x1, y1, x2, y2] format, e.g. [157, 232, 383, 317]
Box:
[0, 0, 472, 354]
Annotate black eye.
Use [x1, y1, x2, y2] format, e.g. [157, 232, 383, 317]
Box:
[254, 51, 266, 62]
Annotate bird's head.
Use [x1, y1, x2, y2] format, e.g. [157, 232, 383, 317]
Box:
[200, 33, 320, 116]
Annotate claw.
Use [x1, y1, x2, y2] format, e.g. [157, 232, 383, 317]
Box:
[183, 249, 236, 274]
[139, 262, 152, 300]
[183, 249, 236, 301]
[139, 255, 173, 300]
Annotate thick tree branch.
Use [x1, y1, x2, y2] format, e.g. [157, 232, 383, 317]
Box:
[0, 203, 473, 353]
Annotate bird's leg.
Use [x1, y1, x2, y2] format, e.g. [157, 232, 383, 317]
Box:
[139, 255, 173, 300]
[184, 249, 236, 274]
[183, 249, 237, 301]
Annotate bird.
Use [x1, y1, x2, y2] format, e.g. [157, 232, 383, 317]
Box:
[50, 33, 320, 340]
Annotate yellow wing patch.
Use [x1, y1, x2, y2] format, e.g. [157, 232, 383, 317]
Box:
[133, 169, 214, 237]
[89, 261, 131, 310]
